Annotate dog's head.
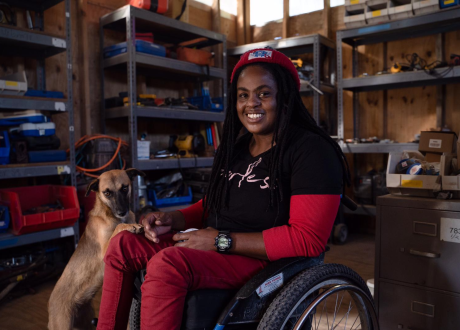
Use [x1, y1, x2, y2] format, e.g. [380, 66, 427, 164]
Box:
[85, 168, 146, 221]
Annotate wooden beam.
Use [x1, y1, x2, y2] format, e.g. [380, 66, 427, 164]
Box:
[78, 0, 92, 135]
[322, 0, 331, 38]
[212, 0, 222, 96]
[236, 0, 245, 45]
[436, 33, 445, 128]
[283, 0, 289, 39]
[244, 0, 251, 44]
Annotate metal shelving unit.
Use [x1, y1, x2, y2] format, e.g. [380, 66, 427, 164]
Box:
[105, 105, 225, 122]
[336, 6, 460, 153]
[228, 34, 336, 128]
[0, 0, 77, 249]
[100, 5, 227, 207]
[137, 157, 214, 171]
[0, 225, 76, 251]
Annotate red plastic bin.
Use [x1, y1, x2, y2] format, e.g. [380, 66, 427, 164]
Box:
[0, 185, 80, 235]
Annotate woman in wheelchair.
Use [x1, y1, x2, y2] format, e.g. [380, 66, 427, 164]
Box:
[96, 48, 376, 330]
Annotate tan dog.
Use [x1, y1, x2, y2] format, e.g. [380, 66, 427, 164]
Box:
[48, 168, 145, 330]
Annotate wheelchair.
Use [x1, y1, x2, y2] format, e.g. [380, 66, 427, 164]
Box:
[128, 198, 379, 330]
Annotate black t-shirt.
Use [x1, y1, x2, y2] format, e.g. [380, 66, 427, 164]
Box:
[206, 125, 343, 233]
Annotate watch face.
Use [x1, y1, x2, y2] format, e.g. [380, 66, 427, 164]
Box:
[218, 236, 229, 249]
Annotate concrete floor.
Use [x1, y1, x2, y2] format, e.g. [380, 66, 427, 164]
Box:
[0, 233, 375, 330]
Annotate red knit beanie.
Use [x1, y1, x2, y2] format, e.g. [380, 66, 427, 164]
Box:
[230, 48, 300, 90]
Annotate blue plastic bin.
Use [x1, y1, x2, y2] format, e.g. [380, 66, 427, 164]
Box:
[147, 187, 193, 207]
[25, 89, 64, 99]
[187, 96, 224, 112]
[28, 150, 66, 163]
[440, 0, 458, 8]
[0, 131, 10, 165]
[0, 205, 10, 232]
[103, 40, 166, 59]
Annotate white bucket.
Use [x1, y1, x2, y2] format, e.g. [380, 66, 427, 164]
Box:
[367, 278, 375, 297]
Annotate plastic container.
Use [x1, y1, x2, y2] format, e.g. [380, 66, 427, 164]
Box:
[0, 205, 10, 232]
[138, 140, 151, 160]
[25, 89, 64, 99]
[0, 110, 47, 126]
[103, 40, 166, 59]
[413, 0, 439, 15]
[10, 134, 61, 151]
[0, 72, 27, 96]
[28, 150, 66, 163]
[346, 0, 367, 12]
[389, 0, 414, 20]
[147, 187, 193, 207]
[386, 152, 441, 197]
[345, 8, 368, 28]
[17, 122, 56, 137]
[0, 185, 80, 235]
[0, 131, 10, 165]
[439, 0, 459, 8]
[187, 96, 224, 112]
[366, 2, 390, 25]
[441, 154, 460, 198]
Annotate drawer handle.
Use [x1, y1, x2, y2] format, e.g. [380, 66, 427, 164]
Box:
[409, 249, 440, 259]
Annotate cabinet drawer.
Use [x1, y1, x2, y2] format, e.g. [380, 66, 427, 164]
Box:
[379, 281, 460, 330]
[380, 206, 460, 293]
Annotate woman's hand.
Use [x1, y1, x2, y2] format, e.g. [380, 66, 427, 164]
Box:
[173, 227, 218, 251]
[141, 212, 174, 243]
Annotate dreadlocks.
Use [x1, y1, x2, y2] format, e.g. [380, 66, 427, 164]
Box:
[203, 62, 350, 219]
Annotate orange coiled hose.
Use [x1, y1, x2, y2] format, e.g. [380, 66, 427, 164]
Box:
[68, 134, 129, 178]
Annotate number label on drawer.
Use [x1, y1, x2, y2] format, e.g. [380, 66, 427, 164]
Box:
[441, 217, 460, 243]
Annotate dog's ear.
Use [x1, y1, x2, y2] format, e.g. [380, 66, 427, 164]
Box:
[125, 168, 146, 181]
[85, 179, 99, 197]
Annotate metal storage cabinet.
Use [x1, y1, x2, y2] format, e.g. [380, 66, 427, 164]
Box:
[375, 195, 460, 330]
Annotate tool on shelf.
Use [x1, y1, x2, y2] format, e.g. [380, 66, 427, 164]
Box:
[170, 133, 205, 158]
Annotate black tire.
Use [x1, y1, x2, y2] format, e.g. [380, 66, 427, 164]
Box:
[257, 263, 375, 330]
[333, 223, 348, 245]
[129, 298, 141, 330]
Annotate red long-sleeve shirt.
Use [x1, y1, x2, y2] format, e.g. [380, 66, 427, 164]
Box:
[179, 194, 339, 261]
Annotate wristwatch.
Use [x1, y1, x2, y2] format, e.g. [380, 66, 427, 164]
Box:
[215, 231, 232, 253]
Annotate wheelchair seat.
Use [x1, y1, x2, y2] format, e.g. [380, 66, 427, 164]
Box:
[128, 248, 379, 330]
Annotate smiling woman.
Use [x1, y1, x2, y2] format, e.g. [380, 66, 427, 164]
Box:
[96, 48, 351, 330]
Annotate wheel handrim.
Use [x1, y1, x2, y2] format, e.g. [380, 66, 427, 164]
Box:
[291, 284, 378, 330]
[280, 282, 377, 330]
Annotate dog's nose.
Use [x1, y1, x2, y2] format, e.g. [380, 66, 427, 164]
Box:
[118, 211, 127, 217]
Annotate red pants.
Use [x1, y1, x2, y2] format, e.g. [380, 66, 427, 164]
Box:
[97, 231, 268, 330]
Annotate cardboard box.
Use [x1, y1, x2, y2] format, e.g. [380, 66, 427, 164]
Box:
[441, 154, 460, 197]
[419, 131, 457, 154]
[425, 152, 442, 163]
[387, 152, 441, 197]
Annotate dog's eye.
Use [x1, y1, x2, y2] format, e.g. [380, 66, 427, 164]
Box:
[104, 191, 111, 197]
[122, 187, 128, 192]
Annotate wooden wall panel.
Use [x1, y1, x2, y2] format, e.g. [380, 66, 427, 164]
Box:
[289, 11, 323, 37]
[189, 5, 212, 30]
[221, 16, 237, 46]
[252, 21, 282, 43]
[386, 35, 438, 142]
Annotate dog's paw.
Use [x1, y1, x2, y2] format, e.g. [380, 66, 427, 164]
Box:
[114, 223, 144, 235]
[129, 224, 144, 234]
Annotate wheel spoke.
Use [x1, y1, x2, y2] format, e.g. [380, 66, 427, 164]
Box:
[344, 301, 352, 329]
[333, 298, 353, 329]
[350, 314, 359, 330]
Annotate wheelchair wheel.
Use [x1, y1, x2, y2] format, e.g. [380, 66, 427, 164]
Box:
[257, 263, 378, 330]
[129, 298, 141, 330]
